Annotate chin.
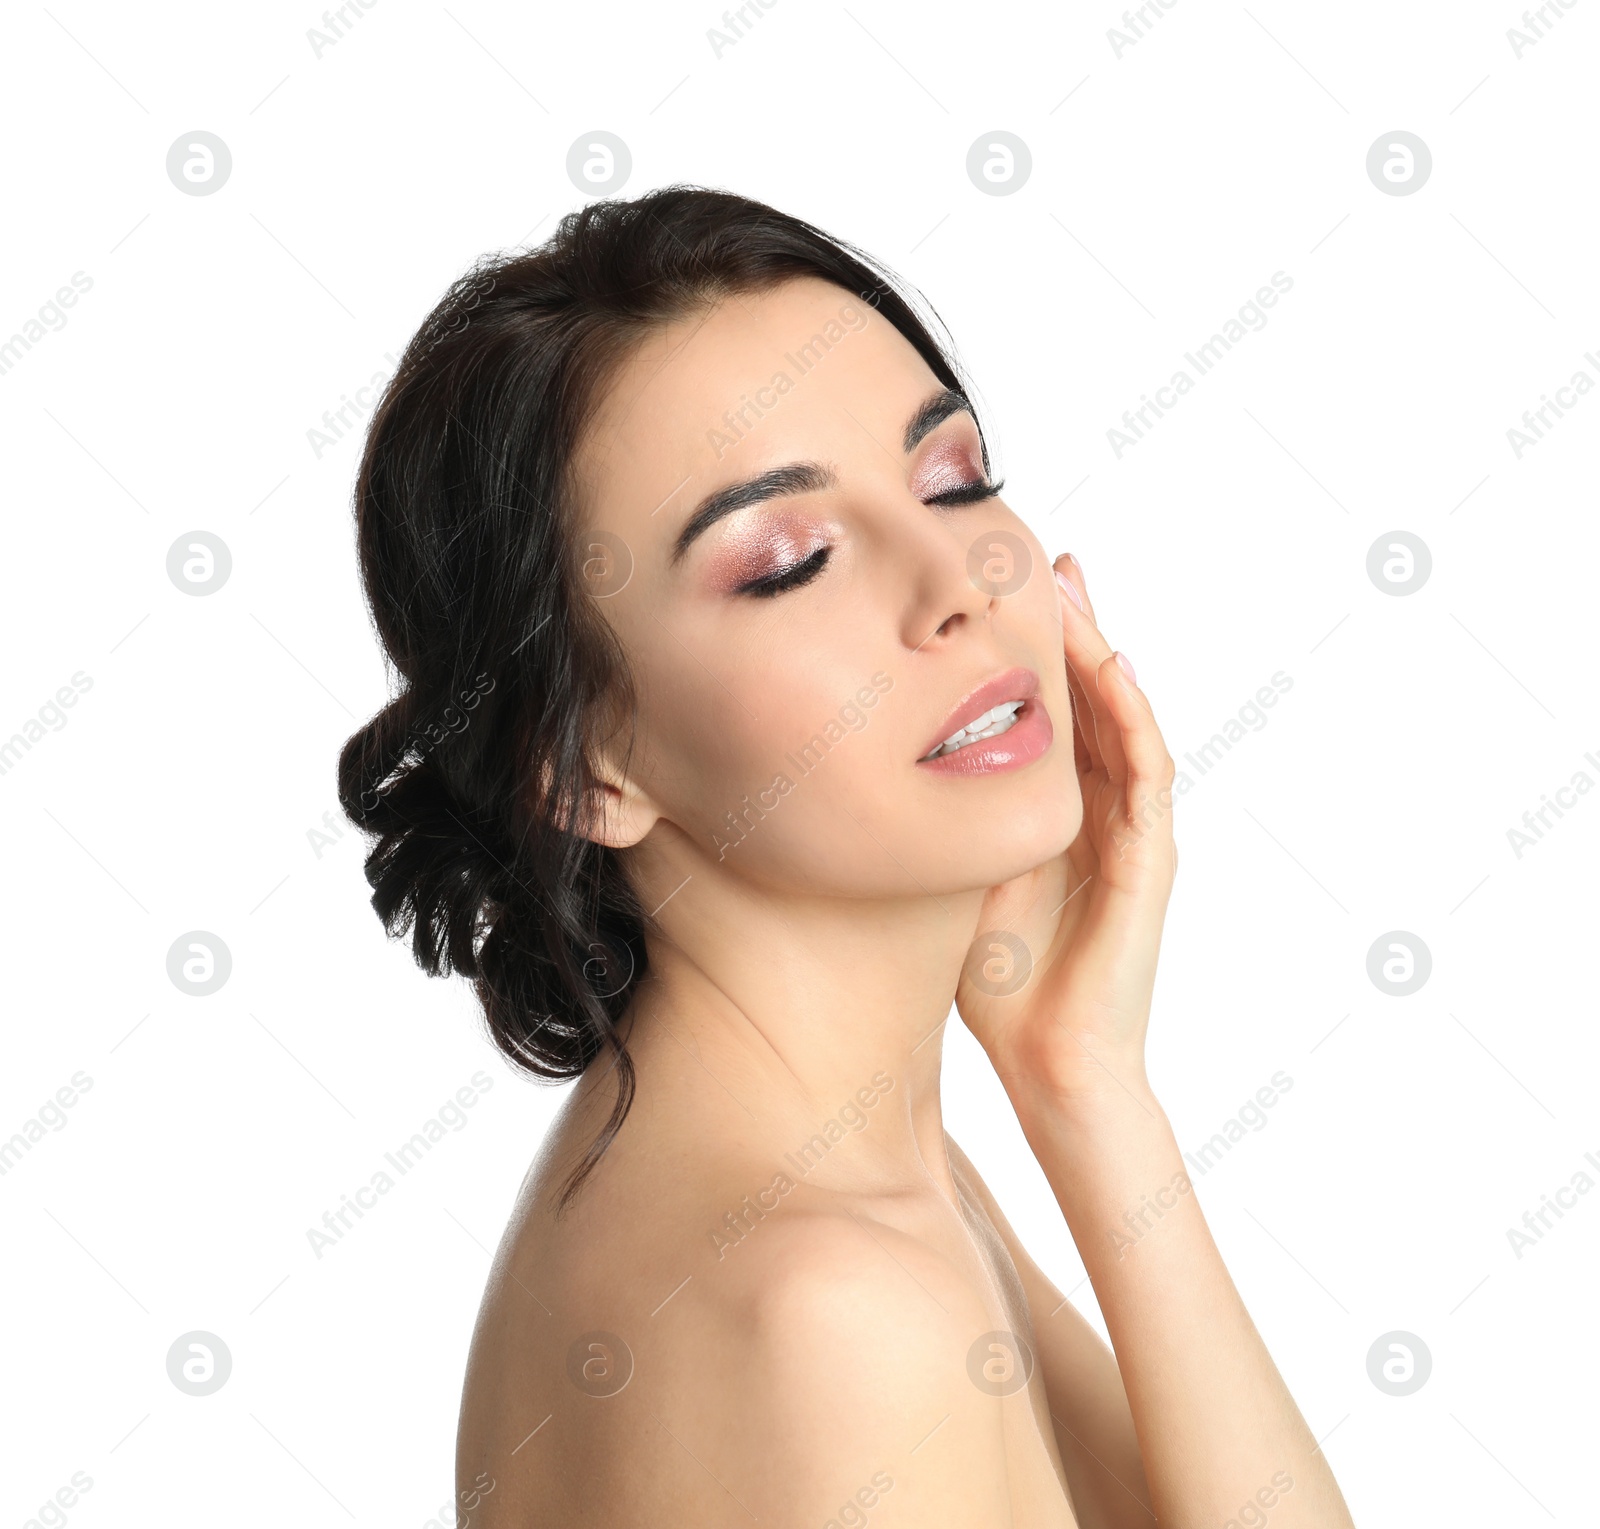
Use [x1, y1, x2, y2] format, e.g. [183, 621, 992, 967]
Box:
[998, 795, 1084, 878]
[918, 777, 1084, 895]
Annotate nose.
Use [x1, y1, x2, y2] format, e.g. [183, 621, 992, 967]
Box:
[894, 510, 1009, 653]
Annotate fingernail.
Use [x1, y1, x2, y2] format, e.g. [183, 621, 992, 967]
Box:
[1115, 651, 1137, 686]
[1055, 570, 1084, 611]
[1066, 552, 1082, 572]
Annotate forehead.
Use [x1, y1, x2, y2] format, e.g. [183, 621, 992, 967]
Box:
[572, 275, 940, 526]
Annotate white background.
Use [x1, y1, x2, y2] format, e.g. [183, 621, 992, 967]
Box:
[2, 1, 1596, 1524]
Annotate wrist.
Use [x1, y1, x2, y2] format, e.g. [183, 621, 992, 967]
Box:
[1001, 1069, 1188, 1225]
[987, 1042, 1159, 1128]
[1007, 1073, 1174, 1175]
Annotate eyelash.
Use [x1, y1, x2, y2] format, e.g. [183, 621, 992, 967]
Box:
[738, 476, 1006, 599]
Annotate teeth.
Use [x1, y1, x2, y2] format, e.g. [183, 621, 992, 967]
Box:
[923, 700, 1025, 761]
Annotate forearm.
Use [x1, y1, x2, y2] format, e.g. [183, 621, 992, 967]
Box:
[1012, 1072, 1354, 1529]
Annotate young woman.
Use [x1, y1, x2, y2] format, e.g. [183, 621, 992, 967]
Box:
[339, 186, 1356, 1528]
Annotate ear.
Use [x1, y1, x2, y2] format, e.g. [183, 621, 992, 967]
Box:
[586, 752, 663, 850]
[539, 749, 661, 850]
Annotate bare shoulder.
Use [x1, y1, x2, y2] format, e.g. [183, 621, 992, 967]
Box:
[668, 1198, 1017, 1526]
[457, 1107, 1017, 1527]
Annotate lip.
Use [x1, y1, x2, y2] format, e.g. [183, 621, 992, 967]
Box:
[916, 665, 1048, 774]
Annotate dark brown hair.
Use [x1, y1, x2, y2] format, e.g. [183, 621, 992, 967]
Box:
[336, 184, 984, 1210]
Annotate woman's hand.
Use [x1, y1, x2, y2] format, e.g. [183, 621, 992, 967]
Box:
[955, 551, 1178, 1113]
[953, 558, 1356, 1529]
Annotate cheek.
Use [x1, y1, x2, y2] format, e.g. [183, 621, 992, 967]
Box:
[664, 658, 910, 873]
[646, 651, 849, 810]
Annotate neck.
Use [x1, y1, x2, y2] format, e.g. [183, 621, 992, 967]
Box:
[607, 868, 988, 1207]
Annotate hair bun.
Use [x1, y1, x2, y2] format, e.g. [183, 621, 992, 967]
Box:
[337, 692, 516, 977]
[338, 690, 419, 827]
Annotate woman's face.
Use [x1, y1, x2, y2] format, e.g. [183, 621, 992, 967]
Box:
[570, 274, 1082, 898]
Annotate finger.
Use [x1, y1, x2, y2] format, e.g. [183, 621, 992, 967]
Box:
[1052, 559, 1103, 776]
[1067, 667, 1096, 778]
[1063, 551, 1098, 625]
[1063, 621, 1101, 777]
[1054, 557, 1127, 783]
[1094, 648, 1176, 819]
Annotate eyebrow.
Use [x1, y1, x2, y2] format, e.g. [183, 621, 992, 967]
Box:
[667, 386, 978, 568]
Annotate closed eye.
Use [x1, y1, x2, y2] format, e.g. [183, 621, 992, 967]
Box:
[738, 545, 831, 598]
[737, 477, 1006, 598]
[926, 475, 1005, 508]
